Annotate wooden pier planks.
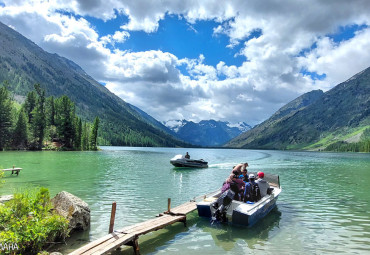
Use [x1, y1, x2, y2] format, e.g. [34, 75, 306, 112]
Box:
[167, 201, 197, 215]
[68, 201, 197, 255]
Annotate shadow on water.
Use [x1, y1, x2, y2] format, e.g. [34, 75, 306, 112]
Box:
[198, 207, 282, 251]
[172, 167, 205, 172]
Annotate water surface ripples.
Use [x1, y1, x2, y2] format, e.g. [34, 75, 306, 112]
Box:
[1, 148, 369, 254]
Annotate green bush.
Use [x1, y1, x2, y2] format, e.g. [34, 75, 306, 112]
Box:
[0, 187, 69, 254]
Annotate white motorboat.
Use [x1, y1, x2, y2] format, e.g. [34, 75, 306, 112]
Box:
[197, 174, 281, 226]
[170, 154, 208, 168]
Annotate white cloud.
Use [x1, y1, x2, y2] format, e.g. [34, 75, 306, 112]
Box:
[101, 30, 130, 46]
[1, 0, 370, 125]
[298, 27, 370, 86]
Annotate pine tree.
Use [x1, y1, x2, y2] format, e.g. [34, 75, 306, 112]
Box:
[0, 86, 13, 150]
[74, 117, 82, 150]
[45, 96, 55, 126]
[29, 84, 46, 150]
[24, 91, 36, 124]
[81, 122, 89, 151]
[55, 95, 75, 149]
[89, 117, 100, 150]
[12, 108, 28, 149]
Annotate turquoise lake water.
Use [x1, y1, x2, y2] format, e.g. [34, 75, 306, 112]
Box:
[1, 147, 369, 254]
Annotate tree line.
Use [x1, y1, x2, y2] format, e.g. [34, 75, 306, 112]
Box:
[0, 83, 99, 151]
[324, 128, 370, 153]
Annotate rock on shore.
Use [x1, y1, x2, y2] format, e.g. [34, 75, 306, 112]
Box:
[51, 191, 90, 233]
[0, 195, 14, 204]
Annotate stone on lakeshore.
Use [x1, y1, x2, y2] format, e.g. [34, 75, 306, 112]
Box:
[51, 191, 90, 232]
[0, 195, 13, 203]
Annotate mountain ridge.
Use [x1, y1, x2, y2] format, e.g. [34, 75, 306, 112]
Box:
[164, 119, 252, 146]
[226, 67, 370, 150]
[0, 21, 187, 147]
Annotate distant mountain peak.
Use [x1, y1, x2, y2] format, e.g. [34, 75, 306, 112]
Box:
[164, 119, 252, 146]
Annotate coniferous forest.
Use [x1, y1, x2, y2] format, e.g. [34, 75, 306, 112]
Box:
[0, 82, 99, 151]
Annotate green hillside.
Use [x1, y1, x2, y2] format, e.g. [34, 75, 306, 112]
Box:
[226, 67, 370, 151]
[0, 22, 188, 147]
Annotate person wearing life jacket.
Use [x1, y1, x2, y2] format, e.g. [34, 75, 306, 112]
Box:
[256, 171, 270, 197]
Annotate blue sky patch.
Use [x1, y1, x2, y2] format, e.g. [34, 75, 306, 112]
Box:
[85, 14, 249, 69]
[85, 10, 128, 37]
[301, 69, 326, 81]
[328, 24, 368, 44]
[120, 15, 246, 67]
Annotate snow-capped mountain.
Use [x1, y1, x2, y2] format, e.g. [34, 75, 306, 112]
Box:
[163, 119, 252, 146]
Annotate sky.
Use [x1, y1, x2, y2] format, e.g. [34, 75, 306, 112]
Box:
[0, 0, 370, 126]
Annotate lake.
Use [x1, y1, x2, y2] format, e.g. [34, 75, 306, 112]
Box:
[1, 147, 369, 254]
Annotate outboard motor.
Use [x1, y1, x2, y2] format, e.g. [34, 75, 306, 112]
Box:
[211, 182, 238, 224]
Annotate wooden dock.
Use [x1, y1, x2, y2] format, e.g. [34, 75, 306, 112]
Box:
[1, 167, 22, 176]
[68, 200, 198, 255]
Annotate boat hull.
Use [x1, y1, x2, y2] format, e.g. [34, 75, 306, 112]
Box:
[197, 187, 281, 226]
[170, 159, 208, 168]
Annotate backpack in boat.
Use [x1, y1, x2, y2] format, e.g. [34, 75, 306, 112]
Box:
[245, 183, 261, 202]
[251, 183, 261, 202]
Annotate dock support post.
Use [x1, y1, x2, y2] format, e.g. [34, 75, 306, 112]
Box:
[167, 198, 171, 213]
[109, 202, 116, 234]
[133, 238, 140, 255]
[127, 238, 140, 255]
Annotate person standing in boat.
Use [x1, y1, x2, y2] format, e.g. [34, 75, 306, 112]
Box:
[184, 152, 190, 159]
[256, 172, 270, 197]
[232, 162, 248, 175]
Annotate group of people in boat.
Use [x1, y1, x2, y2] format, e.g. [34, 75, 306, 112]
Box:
[221, 162, 271, 203]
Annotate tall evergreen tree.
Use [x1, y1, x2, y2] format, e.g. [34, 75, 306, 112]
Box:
[74, 117, 82, 150]
[29, 84, 46, 150]
[55, 95, 75, 148]
[45, 96, 55, 126]
[12, 108, 28, 149]
[81, 122, 89, 151]
[0, 86, 13, 150]
[24, 91, 36, 124]
[89, 117, 100, 150]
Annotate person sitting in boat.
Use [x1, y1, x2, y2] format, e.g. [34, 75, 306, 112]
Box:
[184, 152, 190, 159]
[221, 174, 234, 193]
[232, 162, 248, 175]
[239, 168, 249, 182]
[256, 172, 270, 197]
[244, 174, 261, 202]
[221, 173, 245, 200]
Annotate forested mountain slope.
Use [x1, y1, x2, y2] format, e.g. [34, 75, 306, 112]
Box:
[226, 67, 370, 150]
[0, 21, 187, 147]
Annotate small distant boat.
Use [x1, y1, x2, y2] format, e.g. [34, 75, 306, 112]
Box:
[197, 174, 281, 226]
[170, 154, 208, 168]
